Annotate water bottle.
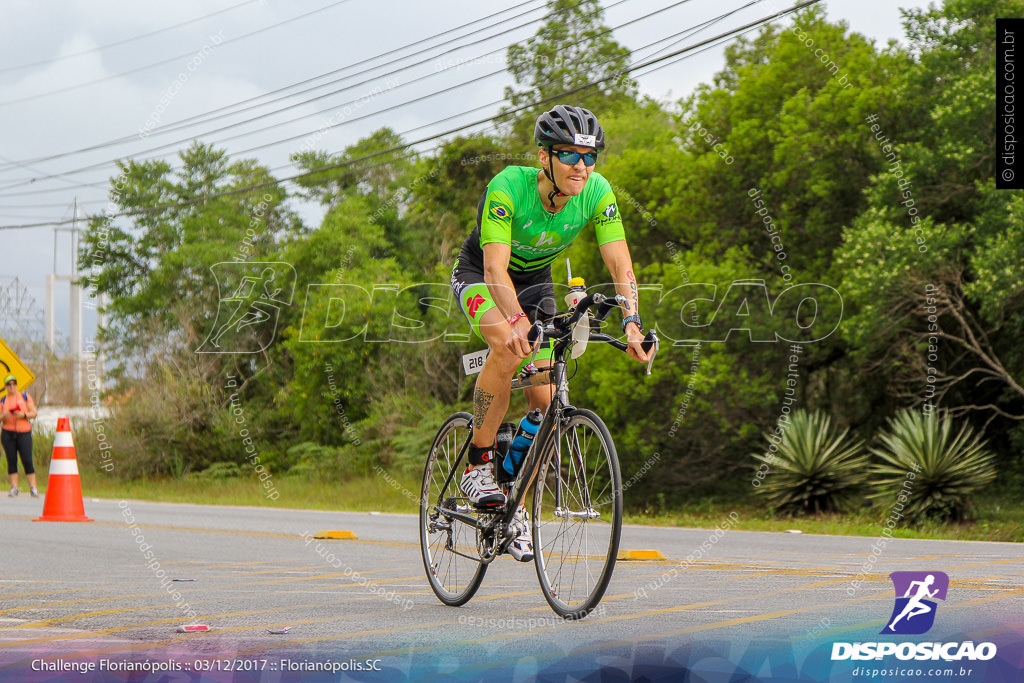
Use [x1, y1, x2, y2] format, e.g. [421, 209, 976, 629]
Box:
[503, 409, 543, 477]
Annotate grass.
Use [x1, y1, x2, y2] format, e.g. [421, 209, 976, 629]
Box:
[28, 464, 1023, 543]
[622, 496, 1024, 543]
[72, 467, 425, 514]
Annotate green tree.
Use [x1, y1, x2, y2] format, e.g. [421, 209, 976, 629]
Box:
[291, 128, 412, 210]
[402, 134, 526, 270]
[558, 9, 904, 496]
[503, 0, 637, 143]
[280, 132, 470, 450]
[837, 0, 1024, 430]
[75, 143, 301, 476]
[79, 142, 297, 377]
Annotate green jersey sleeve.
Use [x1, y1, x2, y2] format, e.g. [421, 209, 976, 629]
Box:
[478, 172, 517, 247]
[589, 175, 625, 245]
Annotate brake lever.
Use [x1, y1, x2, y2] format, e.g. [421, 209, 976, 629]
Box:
[525, 321, 544, 369]
[641, 331, 659, 376]
[527, 321, 542, 346]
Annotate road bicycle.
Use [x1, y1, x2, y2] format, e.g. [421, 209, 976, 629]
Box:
[419, 291, 658, 620]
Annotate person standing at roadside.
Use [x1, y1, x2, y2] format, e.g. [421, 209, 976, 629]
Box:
[2, 375, 38, 497]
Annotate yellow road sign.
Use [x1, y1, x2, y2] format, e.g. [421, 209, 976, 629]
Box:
[0, 336, 35, 390]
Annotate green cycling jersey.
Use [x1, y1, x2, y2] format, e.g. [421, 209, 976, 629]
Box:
[458, 165, 625, 274]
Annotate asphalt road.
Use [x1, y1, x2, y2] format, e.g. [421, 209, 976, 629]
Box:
[1, 495, 1022, 681]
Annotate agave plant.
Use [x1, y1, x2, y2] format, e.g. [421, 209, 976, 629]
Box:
[752, 409, 868, 515]
[869, 409, 997, 523]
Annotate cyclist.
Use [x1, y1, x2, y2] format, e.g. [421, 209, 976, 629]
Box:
[450, 105, 649, 561]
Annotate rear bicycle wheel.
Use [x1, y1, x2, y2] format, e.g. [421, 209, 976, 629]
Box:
[532, 408, 622, 620]
[419, 412, 487, 606]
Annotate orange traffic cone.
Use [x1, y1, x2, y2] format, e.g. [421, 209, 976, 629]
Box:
[34, 417, 93, 522]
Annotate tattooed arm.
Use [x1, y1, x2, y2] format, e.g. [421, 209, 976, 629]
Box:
[599, 239, 649, 363]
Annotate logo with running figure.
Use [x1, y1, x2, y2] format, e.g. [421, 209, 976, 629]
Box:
[881, 571, 949, 635]
[198, 262, 296, 354]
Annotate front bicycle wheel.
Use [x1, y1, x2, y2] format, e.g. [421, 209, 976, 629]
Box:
[532, 408, 622, 620]
[420, 412, 487, 606]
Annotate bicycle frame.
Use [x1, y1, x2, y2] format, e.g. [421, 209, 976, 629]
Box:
[431, 335, 578, 555]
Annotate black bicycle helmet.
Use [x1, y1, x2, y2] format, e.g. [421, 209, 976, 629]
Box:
[534, 105, 605, 151]
[534, 105, 605, 207]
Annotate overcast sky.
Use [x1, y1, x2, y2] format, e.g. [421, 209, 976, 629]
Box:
[0, 0, 934, 349]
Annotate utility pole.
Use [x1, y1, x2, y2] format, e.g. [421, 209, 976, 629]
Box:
[70, 199, 82, 401]
[47, 198, 86, 403]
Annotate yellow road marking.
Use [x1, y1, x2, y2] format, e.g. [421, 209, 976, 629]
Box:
[0, 586, 99, 602]
[0, 572, 424, 624]
[945, 557, 1024, 571]
[6, 603, 181, 629]
[0, 601, 344, 649]
[1, 513, 422, 549]
[243, 573, 422, 588]
[945, 587, 1024, 609]
[198, 558, 310, 569]
[14, 590, 432, 661]
[357, 585, 891, 669]
[250, 577, 863, 654]
[313, 530, 358, 539]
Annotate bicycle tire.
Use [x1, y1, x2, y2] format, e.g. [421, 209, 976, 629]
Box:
[532, 408, 622, 620]
[419, 411, 487, 606]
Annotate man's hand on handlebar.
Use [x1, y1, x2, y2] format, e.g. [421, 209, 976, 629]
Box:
[624, 322, 649, 363]
[506, 316, 535, 358]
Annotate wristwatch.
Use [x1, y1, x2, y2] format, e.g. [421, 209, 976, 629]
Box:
[622, 314, 643, 333]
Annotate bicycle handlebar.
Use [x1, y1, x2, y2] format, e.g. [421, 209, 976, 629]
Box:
[526, 293, 660, 374]
[594, 294, 628, 322]
[526, 292, 604, 345]
[589, 331, 660, 375]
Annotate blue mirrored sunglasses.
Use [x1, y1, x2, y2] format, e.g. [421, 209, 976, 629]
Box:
[550, 149, 598, 166]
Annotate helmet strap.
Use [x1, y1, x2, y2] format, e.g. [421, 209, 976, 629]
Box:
[544, 147, 564, 209]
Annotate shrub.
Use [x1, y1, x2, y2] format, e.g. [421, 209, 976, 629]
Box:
[284, 441, 345, 479]
[753, 409, 868, 515]
[869, 409, 997, 523]
[188, 462, 243, 480]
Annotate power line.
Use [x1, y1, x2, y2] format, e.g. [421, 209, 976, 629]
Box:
[0, 0, 546, 171]
[0, 0, 689, 192]
[0, 0, 822, 231]
[198, 0, 715, 158]
[0, 0, 763, 200]
[0, 0, 770, 201]
[0, 0, 584, 185]
[0, 200, 104, 209]
[638, 0, 760, 62]
[0, 0, 577, 195]
[0, 0, 261, 74]
[0, 0, 355, 108]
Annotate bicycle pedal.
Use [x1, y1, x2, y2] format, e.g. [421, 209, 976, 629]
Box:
[470, 499, 504, 511]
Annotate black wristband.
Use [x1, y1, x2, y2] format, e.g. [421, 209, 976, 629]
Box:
[622, 314, 643, 333]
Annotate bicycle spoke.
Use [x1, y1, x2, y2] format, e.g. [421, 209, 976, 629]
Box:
[420, 413, 487, 606]
[533, 409, 621, 619]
